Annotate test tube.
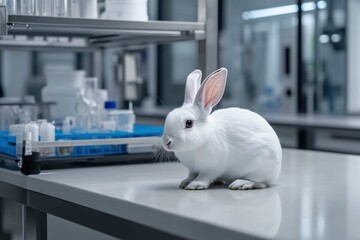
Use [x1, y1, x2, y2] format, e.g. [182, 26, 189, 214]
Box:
[69, 0, 80, 18]
[35, 0, 52, 16]
[21, 0, 35, 15]
[6, 0, 17, 14]
[52, 0, 68, 17]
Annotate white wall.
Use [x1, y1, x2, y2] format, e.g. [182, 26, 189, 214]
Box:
[2, 51, 31, 97]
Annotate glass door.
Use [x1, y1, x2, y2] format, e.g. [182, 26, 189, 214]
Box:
[220, 0, 298, 113]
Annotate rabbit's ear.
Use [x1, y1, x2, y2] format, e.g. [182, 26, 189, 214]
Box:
[194, 68, 227, 115]
[184, 69, 202, 104]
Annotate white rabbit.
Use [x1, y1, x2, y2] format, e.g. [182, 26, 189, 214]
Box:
[162, 68, 282, 190]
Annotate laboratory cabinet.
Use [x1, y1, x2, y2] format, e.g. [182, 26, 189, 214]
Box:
[274, 126, 360, 153]
[266, 113, 360, 154]
[313, 129, 360, 154]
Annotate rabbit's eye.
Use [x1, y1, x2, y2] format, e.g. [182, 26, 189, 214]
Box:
[185, 120, 193, 129]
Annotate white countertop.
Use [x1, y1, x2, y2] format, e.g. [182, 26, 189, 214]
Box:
[1, 149, 360, 239]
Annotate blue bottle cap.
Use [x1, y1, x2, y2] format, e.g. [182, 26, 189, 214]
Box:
[104, 101, 117, 109]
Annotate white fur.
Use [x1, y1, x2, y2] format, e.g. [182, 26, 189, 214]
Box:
[162, 68, 282, 190]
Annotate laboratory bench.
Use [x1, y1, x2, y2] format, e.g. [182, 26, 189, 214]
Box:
[1, 148, 360, 240]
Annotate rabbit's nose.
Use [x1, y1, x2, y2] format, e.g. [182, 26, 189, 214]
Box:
[163, 136, 173, 149]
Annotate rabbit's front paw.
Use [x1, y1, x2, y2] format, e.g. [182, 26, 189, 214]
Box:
[185, 181, 208, 190]
[179, 179, 191, 189]
[229, 179, 266, 190]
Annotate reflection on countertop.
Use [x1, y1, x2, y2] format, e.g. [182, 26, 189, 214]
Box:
[1, 149, 360, 239]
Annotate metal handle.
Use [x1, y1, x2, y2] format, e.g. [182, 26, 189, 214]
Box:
[35, 136, 161, 147]
[25, 136, 161, 155]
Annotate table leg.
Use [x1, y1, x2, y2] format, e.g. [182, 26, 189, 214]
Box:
[22, 206, 47, 240]
[0, 199, 12, 240]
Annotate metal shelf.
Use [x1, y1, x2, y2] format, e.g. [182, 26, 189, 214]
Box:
[0, 0, 218, 74]
[1, 15, 205, 47]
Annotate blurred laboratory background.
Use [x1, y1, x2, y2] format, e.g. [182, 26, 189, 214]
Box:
[1, 0, 352, 150]
[0, 0, 360, 239]
[158, 0, 346, 113]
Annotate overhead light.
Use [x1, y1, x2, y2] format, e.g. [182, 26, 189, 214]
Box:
[331, 33, 341, 43]
[317, 1, 327, 9]
[242, 1, 327, 20]
[242, 5, 298, 20]
[319, 34, 329, 43]
[301, 2, 316, 11]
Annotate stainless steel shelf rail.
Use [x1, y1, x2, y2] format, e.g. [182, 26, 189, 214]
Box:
[17, 136, 161, 175]
[29, 136, 161, 151]
[0, 7, 206, 47]
[0, 0, 218, 73]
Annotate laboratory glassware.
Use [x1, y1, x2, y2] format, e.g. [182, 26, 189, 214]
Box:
[35, 0, 52, 16]
[6, 0, 17, 14]
[21, 0, 35, 15]
[52, 0, 68, 17]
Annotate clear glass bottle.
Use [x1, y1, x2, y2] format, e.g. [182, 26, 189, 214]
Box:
[74, 77, 100, 132]
[84, 77, 99, 131]
[104, 100, 117, 120]
[18, 109, 31, 124]
[74, 91, 91, 132]
[23, 95, 37, 121]
[83, 78, 97, 105]
[95, 89, 108, 120]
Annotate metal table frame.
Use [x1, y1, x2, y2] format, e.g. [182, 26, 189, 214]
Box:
[0, 180, 185, 240]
